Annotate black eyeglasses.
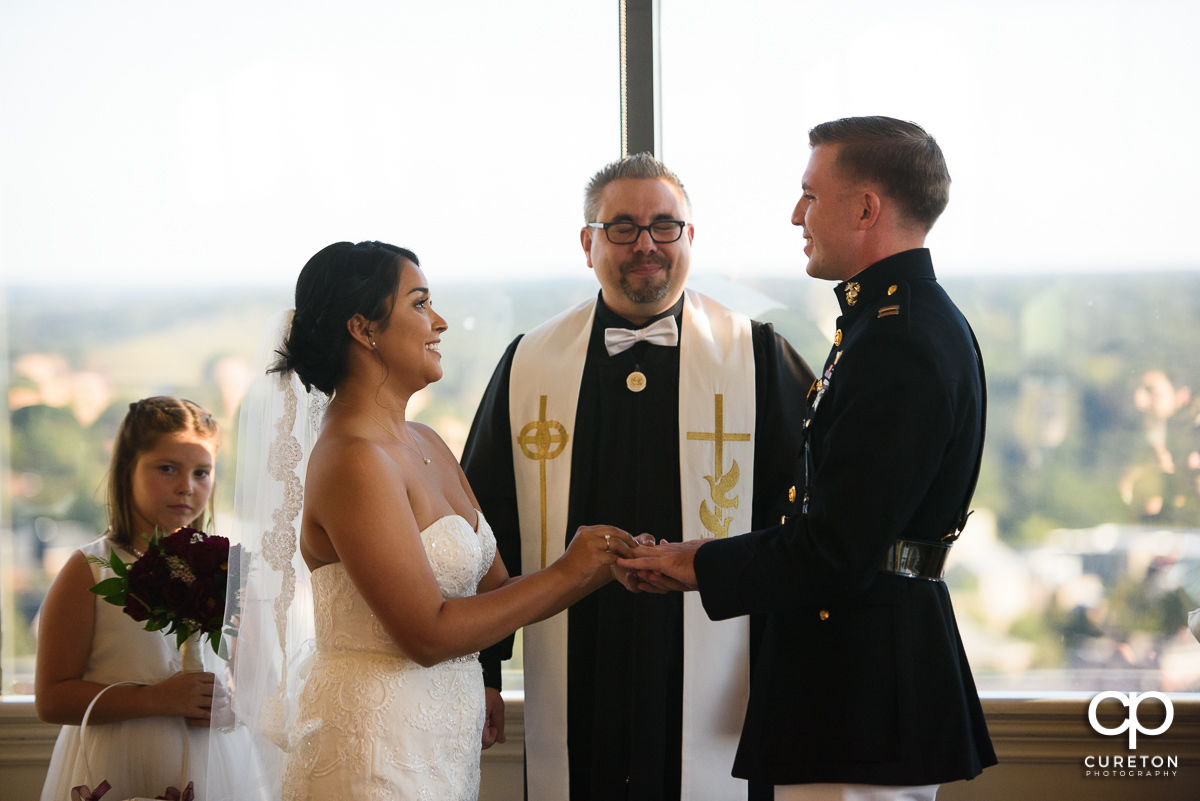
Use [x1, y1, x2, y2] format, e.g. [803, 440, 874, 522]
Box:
[586, 220, 688, 245]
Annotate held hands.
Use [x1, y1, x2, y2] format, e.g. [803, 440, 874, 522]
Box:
[561, 525, 637, 586]
[617, 538, 705, 593]
[611, 534, 658, 592]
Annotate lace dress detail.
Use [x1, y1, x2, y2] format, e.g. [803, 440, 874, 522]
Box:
[282, 513, 496, 801]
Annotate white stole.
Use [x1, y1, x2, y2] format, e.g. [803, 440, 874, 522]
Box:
[509, 290, 755, 800]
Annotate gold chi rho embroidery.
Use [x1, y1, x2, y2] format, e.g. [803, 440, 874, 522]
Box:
[686, 394, 750, 537]
[517, 395, 569, 567]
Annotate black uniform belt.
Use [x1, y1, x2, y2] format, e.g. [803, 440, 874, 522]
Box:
[880, 538, 951, 581]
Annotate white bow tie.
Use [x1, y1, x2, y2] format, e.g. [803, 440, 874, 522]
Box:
[604, 316, 679, 356]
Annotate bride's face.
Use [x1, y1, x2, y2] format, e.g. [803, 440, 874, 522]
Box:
[373, 259, 448, 388]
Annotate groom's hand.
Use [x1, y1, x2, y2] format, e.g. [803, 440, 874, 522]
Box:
[611, 534, 661, 593]
[609, 534, 667, 592]
[618, 539, 704, 592]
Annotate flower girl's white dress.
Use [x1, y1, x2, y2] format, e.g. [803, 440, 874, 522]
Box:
[282, 512, 496, 801]
[40, 537, 248, 801]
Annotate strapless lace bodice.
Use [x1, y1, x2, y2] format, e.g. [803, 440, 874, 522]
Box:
[310, 513, 497, 659]
[284, 512, 496, 801]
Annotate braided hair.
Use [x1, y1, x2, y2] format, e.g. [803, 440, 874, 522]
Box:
[108, 397, 219, 547]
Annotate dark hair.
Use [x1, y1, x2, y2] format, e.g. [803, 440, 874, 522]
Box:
[808, 116, 951, 231]
[583, 152, 691, 223]
[109, 397, 219, 547]
[271, 240, 419, 395]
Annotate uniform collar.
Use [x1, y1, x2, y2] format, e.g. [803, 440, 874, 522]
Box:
[834, 248, 936, 316]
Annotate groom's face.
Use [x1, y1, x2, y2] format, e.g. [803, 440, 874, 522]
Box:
[581, 177, 694, 326]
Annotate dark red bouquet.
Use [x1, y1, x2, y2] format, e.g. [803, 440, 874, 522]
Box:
[89, 527, 232, 654]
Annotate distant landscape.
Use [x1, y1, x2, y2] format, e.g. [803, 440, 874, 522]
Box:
[4, 271, 1200, 693]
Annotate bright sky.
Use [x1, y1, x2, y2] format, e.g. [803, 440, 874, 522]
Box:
[2, 0, 1198, 287]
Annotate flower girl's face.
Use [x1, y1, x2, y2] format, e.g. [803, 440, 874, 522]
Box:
[130, 432, 217, 536]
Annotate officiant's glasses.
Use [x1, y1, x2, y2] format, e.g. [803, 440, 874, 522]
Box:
[587, 220, 688, 245]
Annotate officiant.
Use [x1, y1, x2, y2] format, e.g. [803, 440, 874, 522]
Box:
[461, 153, 814, 801]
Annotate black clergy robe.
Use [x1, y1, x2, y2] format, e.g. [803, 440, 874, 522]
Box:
[461, 291, 814, 801]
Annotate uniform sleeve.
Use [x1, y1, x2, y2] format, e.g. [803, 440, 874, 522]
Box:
[697, 327, 960, 619]
[461, 336, 524, 690]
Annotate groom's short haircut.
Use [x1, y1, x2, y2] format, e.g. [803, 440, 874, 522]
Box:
[582, 153, 692, 223]
[808, 115, 950, 232]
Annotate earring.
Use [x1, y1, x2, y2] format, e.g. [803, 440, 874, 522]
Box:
[370, 340, 377, 349]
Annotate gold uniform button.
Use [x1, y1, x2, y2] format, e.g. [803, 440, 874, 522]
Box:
[833, 329, 843, 346]
[788, 486, 797, 504]
[819, 609, 831, 621]
[888, 285, 898, 296]
[781, 515, 788, 525]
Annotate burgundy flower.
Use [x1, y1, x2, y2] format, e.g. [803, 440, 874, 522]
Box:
[159, 528, 198, 557]
[124, 593, 151, 622]
[93, 527, 229, 646]
[188, 536, 229, 574]
[161, 578, 190, 611]
[184, 576, 219, 621]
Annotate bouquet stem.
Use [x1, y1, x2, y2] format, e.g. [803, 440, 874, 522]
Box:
[180, 632, 205, 674]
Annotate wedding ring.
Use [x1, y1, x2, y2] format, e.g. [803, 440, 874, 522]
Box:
[605, 534, 611, 552]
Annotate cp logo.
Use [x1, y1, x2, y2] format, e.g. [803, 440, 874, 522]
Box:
[1088, 691, 1174, 749]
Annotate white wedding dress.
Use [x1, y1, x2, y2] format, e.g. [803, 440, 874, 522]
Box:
[281, 512, 496, 801]
[40, 537, 251, 801]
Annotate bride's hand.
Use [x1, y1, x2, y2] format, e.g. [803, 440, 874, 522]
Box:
[560, 525, 635, 585]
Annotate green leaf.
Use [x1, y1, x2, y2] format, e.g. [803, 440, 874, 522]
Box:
[109, 551, 128, 578]
[89, 577, 126, 598]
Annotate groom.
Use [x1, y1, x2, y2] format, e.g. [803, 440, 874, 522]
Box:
[622, 116, 997, 800]
[461, 153, 813, 801]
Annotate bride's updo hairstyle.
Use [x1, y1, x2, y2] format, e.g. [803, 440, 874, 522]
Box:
[272, 240, 420, 395]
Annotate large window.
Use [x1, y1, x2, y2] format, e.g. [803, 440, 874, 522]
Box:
[4, 0, 1200, 697]
[659, 0, 1200, 692]
[0, 0, 616, 695]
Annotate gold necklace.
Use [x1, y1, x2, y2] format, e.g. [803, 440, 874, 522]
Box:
[333, 399, 431, 465]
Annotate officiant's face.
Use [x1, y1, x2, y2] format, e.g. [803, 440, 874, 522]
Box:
[582, 177, 694, 325]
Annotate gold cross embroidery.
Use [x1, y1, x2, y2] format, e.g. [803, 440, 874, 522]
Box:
[517, 395, 569, 567]
[686, 394, 750, 537]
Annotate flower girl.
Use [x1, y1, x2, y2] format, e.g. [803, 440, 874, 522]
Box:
[35, 397, 241, 800]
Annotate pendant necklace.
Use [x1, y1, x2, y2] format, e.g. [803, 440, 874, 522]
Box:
[334, 399, 430, 465]
[111, 534, 147, 558]
[625, 340, 648, 393]
[626, 367, 647, 392]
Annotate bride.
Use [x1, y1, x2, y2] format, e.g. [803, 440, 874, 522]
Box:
[234, 241, 634, 800]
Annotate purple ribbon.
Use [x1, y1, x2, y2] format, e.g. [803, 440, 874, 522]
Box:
[157, 781, 195, 801]
[70, 781, 111, 801]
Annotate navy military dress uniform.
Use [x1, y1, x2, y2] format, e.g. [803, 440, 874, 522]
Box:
[694, 249, 997, 792]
